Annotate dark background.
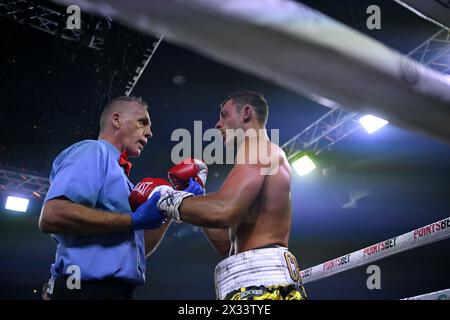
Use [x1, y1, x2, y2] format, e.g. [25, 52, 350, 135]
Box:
[0, 0, 449, 299]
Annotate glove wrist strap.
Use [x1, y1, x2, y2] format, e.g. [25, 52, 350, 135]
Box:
[157, 190, 193, 221]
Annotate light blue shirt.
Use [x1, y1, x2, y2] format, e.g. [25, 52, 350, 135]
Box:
[44, 139, 146, 285]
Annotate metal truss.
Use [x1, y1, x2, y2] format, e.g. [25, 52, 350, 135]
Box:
[282, 29, 450, 159]
[124, 35, 164, 96]
[0, 0, 109, 50]
[408, 29, 450, 74]
[283, 108, 360, 161]
[0, 169, 49, 199]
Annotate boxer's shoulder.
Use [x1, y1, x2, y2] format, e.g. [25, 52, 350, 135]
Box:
[235, 138, 286, 170]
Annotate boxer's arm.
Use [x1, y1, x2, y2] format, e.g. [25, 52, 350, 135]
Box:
[39, 197, 132, 235]
[202, 228, 230, 256]
[179, 163, 265, 228]
[144, 219, 172, 257]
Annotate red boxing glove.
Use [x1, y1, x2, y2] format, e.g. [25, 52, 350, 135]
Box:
[168, 158, 208, 190]
[129, 178, 172, 212]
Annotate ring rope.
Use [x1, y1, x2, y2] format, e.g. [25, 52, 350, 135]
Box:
[402, 288, 450, 300]
[300, 217, 450, 284]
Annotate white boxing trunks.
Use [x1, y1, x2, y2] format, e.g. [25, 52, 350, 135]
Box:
[214, 246, 307, 300]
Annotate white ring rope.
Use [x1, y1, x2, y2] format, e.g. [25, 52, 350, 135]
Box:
[300, 217, 450, 284]
[402, 288, 450, 300]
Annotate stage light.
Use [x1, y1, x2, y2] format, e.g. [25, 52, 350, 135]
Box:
[292, 154, 316, 176]
[359, 115, 388, 134]
[5, 196, 29, 213]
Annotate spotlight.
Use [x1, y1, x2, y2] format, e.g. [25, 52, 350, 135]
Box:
[291, 153, 317, 176]
[5, 196, 29, 213]
[359, 115, 388, 134]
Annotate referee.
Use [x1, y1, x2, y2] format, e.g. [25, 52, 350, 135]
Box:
[39, 96, 169, 299]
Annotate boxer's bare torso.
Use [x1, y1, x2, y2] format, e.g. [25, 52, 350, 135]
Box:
[229, 141, 291, 254]
[179, 137, 292, 256]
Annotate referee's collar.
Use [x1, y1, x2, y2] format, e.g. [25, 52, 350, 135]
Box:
[98, 139, 121, 158]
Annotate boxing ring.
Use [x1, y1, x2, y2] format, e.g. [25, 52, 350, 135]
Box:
[299, 217, 450, 299]
[50, 0, 450, 299]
